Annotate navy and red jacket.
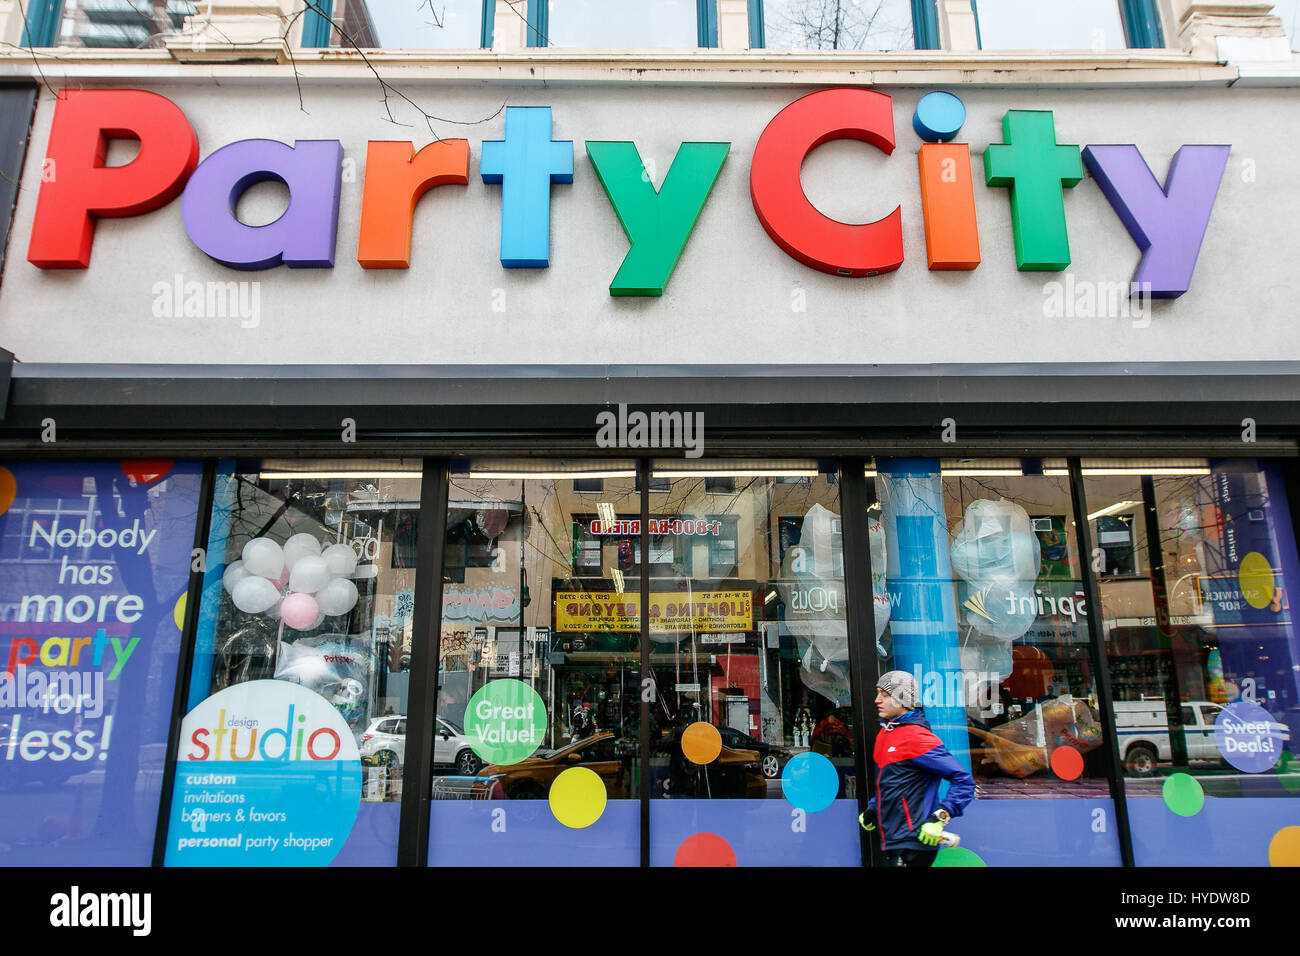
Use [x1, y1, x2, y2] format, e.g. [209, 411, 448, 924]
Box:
[865, 708, 975, 851]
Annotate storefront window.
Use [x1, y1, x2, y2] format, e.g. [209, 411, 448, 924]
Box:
[429, 460, 641, 866]
[164, 459, 422, 866]
[647, 460, 858, 867]
[760, 0, 916, 50]
[872, 459, 1122, 866]
[976, 0, 1128, 49]
[1081, 458, 1300, 866]
[0, 460, 202, 865]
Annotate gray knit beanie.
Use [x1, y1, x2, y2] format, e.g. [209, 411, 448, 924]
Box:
[876, 670, 919, 710]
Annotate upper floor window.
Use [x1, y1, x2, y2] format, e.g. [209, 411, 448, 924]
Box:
[528, 0, 715, 47]
[21, 0, 194, 48]
[306, 0, 492, 49]
[1283, 1, 1299, 51]
[752, 0, 923, 49]
[974, 0, 1164, 50]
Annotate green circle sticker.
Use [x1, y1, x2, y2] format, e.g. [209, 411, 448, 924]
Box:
[1162, 772, 1205, 817]
[463, 679, 548, 766]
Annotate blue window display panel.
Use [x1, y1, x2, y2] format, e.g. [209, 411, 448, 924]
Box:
[429, 798, 640, 866]
[0, 460, 202, 865]
[1129, 795, 1300, 867]
[650, 798, 861, 867]
[333, 803, 401, 866]
[943, 798, 1122, 866]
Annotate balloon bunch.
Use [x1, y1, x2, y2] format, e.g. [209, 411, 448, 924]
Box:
[222, 532, 361, 631]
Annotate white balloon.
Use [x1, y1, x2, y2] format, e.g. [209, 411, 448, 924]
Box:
[230, 575, 282, 615]
[317, 577, 359, 616]
[242, 537, 284, 579]
[321, 543, 358, 577]
[289, 555, 331, 594]
[282, 532, 323, 571]
[221, 560, 249, 594]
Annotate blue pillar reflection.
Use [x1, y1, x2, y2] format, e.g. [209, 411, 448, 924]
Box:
[876, 459, 971, 772]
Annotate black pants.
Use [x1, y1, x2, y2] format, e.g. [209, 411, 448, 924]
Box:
[884, 848, 938, 867]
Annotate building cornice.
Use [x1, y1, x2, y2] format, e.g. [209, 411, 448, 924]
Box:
[0, 46, 1249, 88]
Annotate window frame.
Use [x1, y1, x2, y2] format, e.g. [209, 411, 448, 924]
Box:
[971, 0, 1166, 50]
[528, 0, 718, 48]
[300, 0, 495, 49]
[749, 0, 938, 51]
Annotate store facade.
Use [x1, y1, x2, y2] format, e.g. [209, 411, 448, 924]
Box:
[0, 1, 1299, 867]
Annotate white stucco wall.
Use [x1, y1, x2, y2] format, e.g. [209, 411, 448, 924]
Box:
[0, 79, 1295, 368]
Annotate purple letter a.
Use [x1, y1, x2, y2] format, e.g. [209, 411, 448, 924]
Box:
[1082, 144, 1229, 298]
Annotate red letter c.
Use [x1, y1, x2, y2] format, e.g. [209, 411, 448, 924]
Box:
[750, 88, 903, 277]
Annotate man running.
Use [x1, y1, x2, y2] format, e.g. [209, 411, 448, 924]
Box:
[860, 670, 976, 867]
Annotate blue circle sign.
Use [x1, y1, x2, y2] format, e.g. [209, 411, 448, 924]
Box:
[780, 752, 840, 812]
[1214, 700, 1286, 773]
[165, 680, 362, 866]
[912, 91, 966, 143]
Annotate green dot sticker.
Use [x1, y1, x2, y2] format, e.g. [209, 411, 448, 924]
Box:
[933, 846, 987, 867]
[463, 679, 548, 767]
[1277, 750, 1300, 794]
[1162, 772, 1205, 817]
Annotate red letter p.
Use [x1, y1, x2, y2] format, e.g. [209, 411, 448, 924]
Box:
[28, 90, 198, 268]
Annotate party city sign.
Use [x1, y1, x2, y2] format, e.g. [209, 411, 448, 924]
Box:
[27, 88, 1228, 299]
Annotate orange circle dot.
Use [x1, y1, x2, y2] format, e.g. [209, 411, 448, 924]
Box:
[0, 467, 16, 518]
[681, 721, 722, 765]
[1050, 745, 1084, 781]
[674, 832, 737, 867]
[1269, 826, 1300, 866]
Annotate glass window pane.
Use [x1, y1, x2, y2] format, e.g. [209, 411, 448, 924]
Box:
[1083, 458, 1300, 866]
[548, 0, 698, 47]
[762, 0, 915, 50]
[58, 0, 193, 49]
[872, 459, 1123, 866]
[0, 461, 202, 865]
[977, 0, 1127, 49]
[647, 460, 859, 867]
[330, 0, 484, 49]
[430, 461, 641, 866]
[165, 458, 423, 867]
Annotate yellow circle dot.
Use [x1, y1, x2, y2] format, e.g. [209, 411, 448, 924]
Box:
[1239, 552, 1275, 610]
[681, 721, 722, 765]
[548, 766, 607, 829]
[0, 467, 16, 518]
[1269, 826, 1300, 866]
[173, 593, 187, 631]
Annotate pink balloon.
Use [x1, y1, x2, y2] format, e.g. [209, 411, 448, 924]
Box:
[276, 567, 291, 589]
[280, 592, 320, 631]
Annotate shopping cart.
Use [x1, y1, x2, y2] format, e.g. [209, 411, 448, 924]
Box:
[430, 775, 502, 800]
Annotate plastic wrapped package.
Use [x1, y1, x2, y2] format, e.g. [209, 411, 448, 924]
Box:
[972, 696, 1103, 778]
[868, 514, 891, 644]
[274, 635, 374, 734]
[949, 498, 1041, 586]
[213, 617, 278, 691]
[949, 498, 1041, 642]
[775, 503, 886, 704]
[957, 580, 1040, 640]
